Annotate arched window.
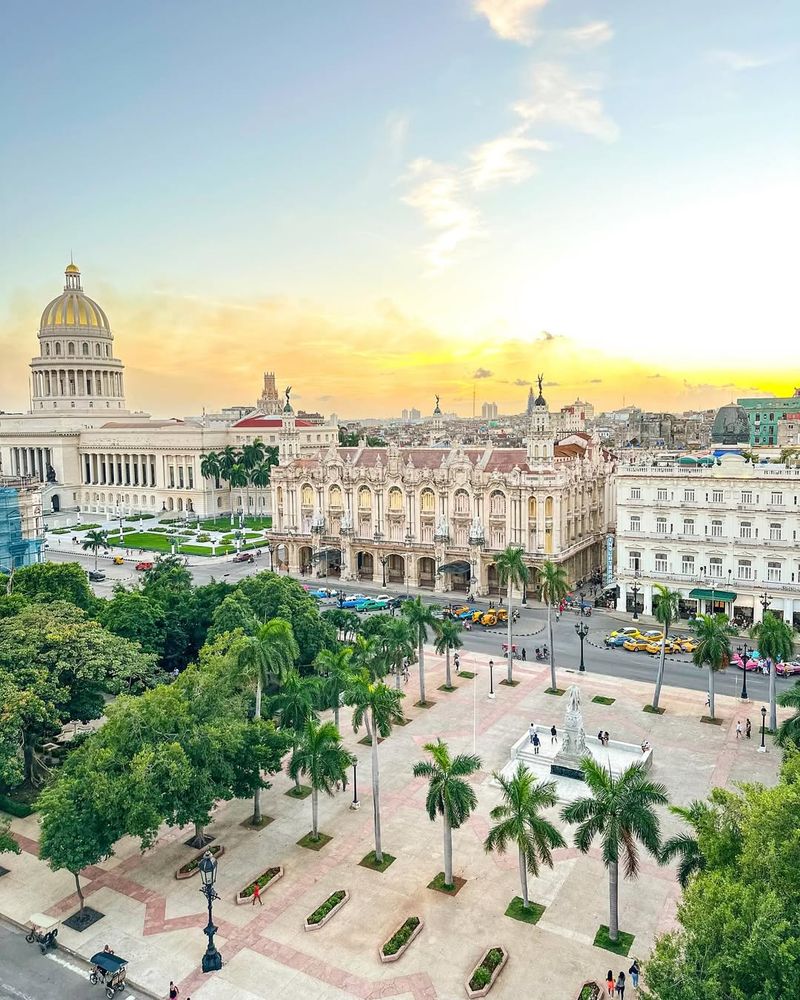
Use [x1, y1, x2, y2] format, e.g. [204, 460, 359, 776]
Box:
[105, 345, 110, 356]
[490, 490, 506, 516]
[95, 343, 101, 356]
[420, 488, 435, 512]
[454, 489, 469, 514]
[329, 485, 342, 507]
[55, 342, 62, 356]
[358, 486, 372, 510]
[528, 496, 537, 519]
[67, 342, 75, 356]
[388, 487, 403, 511]
[277, 487, 283, 504]
[82, 342, 89, 356]
[44, 343, 51, 356]
[301, 484, 314, 507]
[545, 496, 554, 517]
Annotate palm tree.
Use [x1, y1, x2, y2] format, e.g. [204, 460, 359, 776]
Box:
[218, 445, 239, 480]
[484, 763, 565, 908]
[434, 617, 463, 689]
[269, 670, 321, 789]
[412, 738, 482, 887]
[240, 439, 266, 521]
[250, 460, 272, 523]
[659, 801, 710, 888]
[230, 619, 298, 823]
[314, 646, 354, 729]
[402, 597, 438, 705]
[227, 464, 249, 523]
[751, 612, 794, 732]
[288, 720, 355, 841]
[81, 528, 108, 571]
[377, 617, 415, 692]
[540, 561, 570, 691]
[562, 757, 667, 943]
[200, 451, 221, 488]
[493, 546, 529, 683]
[651, 584, 681, 710]
[348, 675, 405, 863]
[690, 613, 732, 720]
[777, 682, 800, 746]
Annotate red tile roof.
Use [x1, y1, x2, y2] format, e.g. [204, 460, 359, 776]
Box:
[233, 417, 315, 428]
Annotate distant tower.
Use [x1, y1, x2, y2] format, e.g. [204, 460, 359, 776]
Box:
[258, 371, 282, 414]
[526, 385, 536, 417]
[526, 373, 553, 463]
[432, 394, 443, 437]
[279, 386, 299, 461]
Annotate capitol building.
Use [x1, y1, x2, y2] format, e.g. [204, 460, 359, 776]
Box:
[0, 263, 338, 519]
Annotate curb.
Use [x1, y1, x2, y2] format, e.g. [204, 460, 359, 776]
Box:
[1, 914, 162, 999]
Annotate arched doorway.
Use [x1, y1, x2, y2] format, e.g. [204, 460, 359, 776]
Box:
[418, 556, 436, 589]
[387, 553, 405, 584]
[299, 545, 313, 575]
[487, 564, 500, 596]
[357, 551, 374, 581]
[51, 494, 61, 513]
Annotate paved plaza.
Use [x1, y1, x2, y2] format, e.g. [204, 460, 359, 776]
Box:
[0, 652, 784, 1000]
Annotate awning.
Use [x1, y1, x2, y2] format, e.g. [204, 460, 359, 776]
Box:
[688, 588, 736, 602]
[437, 560, 471, 574]
[311, 547, 341, 562]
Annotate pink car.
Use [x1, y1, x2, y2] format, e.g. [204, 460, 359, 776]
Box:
[730, 653, 763, 672]
[776, 661, 800, 677]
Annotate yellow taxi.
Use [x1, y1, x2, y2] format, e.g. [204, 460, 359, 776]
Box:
[645, 638, 682, 655]
[680, 638, 699, 653]
[623, 637, 652, 652]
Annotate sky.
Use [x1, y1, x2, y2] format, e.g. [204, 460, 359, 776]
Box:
[1, 0, 798, 418]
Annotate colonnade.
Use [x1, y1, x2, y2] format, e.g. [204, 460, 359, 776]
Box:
[82, 452, 157, 488]
[31, 367, 124, 402]
[9, 446, 52, 479]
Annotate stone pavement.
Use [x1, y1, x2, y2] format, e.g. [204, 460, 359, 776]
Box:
[0, 651, 785, 1000]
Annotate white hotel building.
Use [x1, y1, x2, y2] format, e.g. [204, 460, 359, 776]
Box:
[615, 455, 800, 630]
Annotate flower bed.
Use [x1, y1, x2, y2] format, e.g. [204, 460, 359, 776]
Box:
[465, 947, 507, 998]
[577, 983, 603, 1000]
[380, 916, 423, 963]
[304, 889, 349, 931]
[235, 866, 283, 904]
[175, 844, 224, 880]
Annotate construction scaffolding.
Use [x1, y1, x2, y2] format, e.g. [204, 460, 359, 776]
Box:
[0, 480, 44, 575]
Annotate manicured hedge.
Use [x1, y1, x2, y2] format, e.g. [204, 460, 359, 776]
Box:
[307, 890, 346, 925]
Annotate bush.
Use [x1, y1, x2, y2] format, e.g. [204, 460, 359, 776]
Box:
[306, 890, 346, 925]
[470, 968, 491, 990]
[469, 948, 504, 991]
[0, 792, 36, 818]
[50, 528, 70, 535]
[240, 867, 281, 897]
[382, 916, 420, 955]
[197, 534, 211, 542]
[177, 843, 223, 875]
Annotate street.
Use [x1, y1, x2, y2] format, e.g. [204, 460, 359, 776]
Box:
[46, 547, 793, 704]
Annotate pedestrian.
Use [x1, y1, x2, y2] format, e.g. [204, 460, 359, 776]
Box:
[606, 971, 615, 996]
[529, 722, 536, 744]
[532, 732, 540, 756]
[454, 652, 460, 673]
[746, 718, 752, 739]
[521, 647, 526, 661]
[603, 731, 610, 746]
[252, 881, 262, 906]
[616, 971, 626, 998]
[628, 960, 640, 989]
[735, 720, 742, 739]
[550, 724, 558, 744]
[597, 730, 604, 745]
[169, 982, 179, 999]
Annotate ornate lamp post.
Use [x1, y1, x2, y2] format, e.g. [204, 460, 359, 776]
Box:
[469, 517, 485, 599]
[198, 851, 222, 973]
[759, 590, 772, 620]
[404, 530, 413, 597]
[311, 511, 325, 581]
[575, 620, 589, 672]
[736, 643, 751, 701]
[759, 705, 767, 753]
[631, 572, 641, 621]
[350, 760, 360, 810]
[488, 658, 495, 700]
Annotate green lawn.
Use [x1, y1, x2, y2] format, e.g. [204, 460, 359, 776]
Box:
[199, 516, 272, 531]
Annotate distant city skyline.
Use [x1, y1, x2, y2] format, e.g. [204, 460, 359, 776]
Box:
[1, 1, 797, 417]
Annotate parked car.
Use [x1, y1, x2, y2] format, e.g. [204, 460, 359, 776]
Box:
[88, 570, 106, 582]
[359, 598, 388, 612]
[623, 637, 652, 652]
[730, 652, 763, 671]
[309, 588, 336, 599]
[641, 630, 664, 641]
[645, 639, 682, 655]
[232, 552, 254, 564]
[340, 594, 367, 608]
[680, 638, 699, 653]
[135, 561, 154, 571]
[604, 634, 629, 648]
[777, 660, 800, 676]
[608, 627, 642, 640]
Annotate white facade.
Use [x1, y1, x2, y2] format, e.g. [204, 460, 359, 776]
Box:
[615, 455, 800, 629]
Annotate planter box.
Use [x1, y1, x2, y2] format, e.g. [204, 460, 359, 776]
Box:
[465, 948, 507, 998]
[576, 982, 605, 1000]
[304, 889, 350, 931]
[235, 866, 283, 905]
[379, 917, 424, 963]
[175, 845, 225, 880]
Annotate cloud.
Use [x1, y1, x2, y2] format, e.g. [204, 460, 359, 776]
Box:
[707, 49, 778, 72]
[402, 159, 482, 270]
[385, 111, 410, 153]
[473, 367, 493, 379]
[544, 380, 560, 387]
[647, 373, 663, 379]
[473, 0, 549, 44]
[514, 63, 619, 142]
[467, 133, 550, 190]
[588, 379, 603, 384]
[560, 21, 613, 49]
[513, 378, 531, 386]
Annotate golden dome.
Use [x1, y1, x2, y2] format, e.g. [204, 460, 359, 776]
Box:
[40, 265, 110, 332]
[65, 262, 80, 274]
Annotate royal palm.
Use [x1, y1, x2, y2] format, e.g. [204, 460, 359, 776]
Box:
[402, 597, 437, 705]
[751, 612, 794, 732]
[484, 763, 565, 909]
[81, 528, 108, 571]
[690, 613, 732, 720]
[377, 617, 414, 692]
[269, 669, 321, 790]
[540, 561, 569, 691]
[314, 645, 354, 729]
[289, 720, 354, 842]
[434, 617, 463, 689]
[493, 546, 528, 683]
[651, 584, 681, 711]
[562, 758, 667, 942]
[412, 738, 481, 887]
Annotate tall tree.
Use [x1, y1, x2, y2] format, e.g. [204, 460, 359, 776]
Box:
[751, 612, 794, 732]
[240, 572, 336, 667]
[7, 561, 95, 610]
[690, 613, 732, 720]
[434, 616, 463, 689]
[402, 597, 438, 705]
[199, 451, 221, 489]
[81, 528, 109, 571]
[348, 675, 404, 863]
[539, 560, 569, 691]
[651, 584, 681, 710]
[314, 645, 354, 729]
[562, 757, 668, 942]
[288, 719, 355, 840]
[269, 669, 321, 789]
[484, 763, 565, 909]
[207, 590, 258, 643]
[493, 546, 529, 683]
[97, 589, 166, 658]
[377, 616, 415, 691]
[412, 738, 482, 887]
[778, 682, 800, 747]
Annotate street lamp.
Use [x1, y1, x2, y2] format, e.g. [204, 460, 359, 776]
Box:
[488, 658, 495, 699]
[575, 620, 589, 672]
[404, 531, 413, 597]
[378, 554, 389, 589]
[759, 705, 767, 753]
[198, 851, 222, 973]
[631, 572, 641, 621]
[759, 591, 772, 620]
[736, 643, 750, 701]
[350, 761, 360, 810]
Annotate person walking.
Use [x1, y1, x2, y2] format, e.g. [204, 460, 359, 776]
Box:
[550, 724, 558, 745]
[746, 718, 752, 739]
[606, 971, 615, 996]
[454, 652, 460, 673]
[252, 882, 262, 906]
[521, 647, 526, 660]
[616, 971, 626, 998]
[532, 732, 540, 756]
[735, 720, 742, 739]
[169, 983, 179, 999]
[628, 960, 640, 989]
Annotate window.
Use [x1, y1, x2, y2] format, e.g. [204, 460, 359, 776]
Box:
[684, 489, 695, 502]
[105, 345, 110, 356]
[739, 521, 752, 539]
[420, 488, 435, 512]
[82, 342, 89, 356]
[301, 484, 314, 507]
[657, 488, 668, 501]
[68, 342, 75, 356]
[629, 551, 641, 571]
[771, 491, 783, 505]
[682, 518, 695, 535]
[741, 490, 753, 504]
[527, 496, 536, 518]
[455, 490, 470, 514]
[187, 467, 193, 488]
[55, 342, 61, 356]
[711, 519, 723, 537]
[681, 555, 695, 575]
[630, 487, 641, 500]
[712, 490, 723, 503]
[329, 485, 342, 507]
[490, 490, 506, 516]
[654, 552, 667, 573]
[709, 557, 723, 578]
[629, 515, 641, 533]
[770, 522, 782, 541]
[388, 487, 403, 511]
[358, 486, 372, 510]
[767, 561, 782, 582]
[44, 343, 51, 356]
[737, 559, 753, 580]
[656, 516, 667, 534]
[95, 344, 101, 356]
